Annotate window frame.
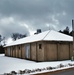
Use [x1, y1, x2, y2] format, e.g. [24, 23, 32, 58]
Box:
[39, 44, 42, 49]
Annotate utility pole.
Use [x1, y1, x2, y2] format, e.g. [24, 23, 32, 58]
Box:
[72, 20, 74, 60]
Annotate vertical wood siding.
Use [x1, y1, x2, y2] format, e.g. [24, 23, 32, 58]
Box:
[30, 43, 36, 61]
[58, 43, 69, 60]
[16, 46, 18, 58]
[21, 44, 25, 59]
[37, 42, 45, 61]
[5, 41, 73, 61]
[45, 42, 57, 61]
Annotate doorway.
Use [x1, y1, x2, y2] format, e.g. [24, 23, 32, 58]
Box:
[25, 44, 30, 59]
[8, 47, 10, 56]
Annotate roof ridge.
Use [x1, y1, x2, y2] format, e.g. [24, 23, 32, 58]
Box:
[42, 30, 51, 40]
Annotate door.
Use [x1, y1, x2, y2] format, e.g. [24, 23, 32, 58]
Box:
[8, 47, 10, 56]
[25, 44, 30, 59]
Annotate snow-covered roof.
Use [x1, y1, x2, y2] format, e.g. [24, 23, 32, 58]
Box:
[5, 30, 73, 47]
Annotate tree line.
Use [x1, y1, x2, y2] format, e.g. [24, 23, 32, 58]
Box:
[59, 26, 73, 36]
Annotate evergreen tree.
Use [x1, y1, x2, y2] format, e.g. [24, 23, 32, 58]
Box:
[63, 26, 70, 35]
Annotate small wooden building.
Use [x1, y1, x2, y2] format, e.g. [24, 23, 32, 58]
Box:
[4, 30, 73, 61]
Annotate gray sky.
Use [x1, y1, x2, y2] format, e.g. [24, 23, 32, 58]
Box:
[0, 0, 74, 39]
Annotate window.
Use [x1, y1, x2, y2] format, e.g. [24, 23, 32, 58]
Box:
[18, 46, 20, 50]
[39, 44, 42, 49]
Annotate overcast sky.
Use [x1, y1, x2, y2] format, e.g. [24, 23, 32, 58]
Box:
[0, 0, 74, 40]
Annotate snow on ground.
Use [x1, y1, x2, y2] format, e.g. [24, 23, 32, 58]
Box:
[0, 54, 4, 56]
[0, 54, 74, 75]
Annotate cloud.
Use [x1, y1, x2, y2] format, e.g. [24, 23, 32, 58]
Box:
[0, 17, 29, 38]
[0, 0, 73, 39]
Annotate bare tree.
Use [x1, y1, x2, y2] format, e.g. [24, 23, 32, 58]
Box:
[0, 35, 5, 46]
[11, 33, 27, 41]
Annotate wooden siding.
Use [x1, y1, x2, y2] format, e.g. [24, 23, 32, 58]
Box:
[10, 47, 13, 57]
[16, 46, 19, 58]
[12, 46, 16, 57]
[45, 42, 57, 61]
[5, 41, 73, 62]
[21, 44, 25, 59]
[31, 43, 37, 61]
[70, 43, 73, 58]
[44, 41, 72, 61]
[58, 43, 69, 60]
[18, 45, 22, 58]
[37, 42, 45, 61]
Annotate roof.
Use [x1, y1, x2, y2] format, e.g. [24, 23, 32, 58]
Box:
[5, 30, 73, 47]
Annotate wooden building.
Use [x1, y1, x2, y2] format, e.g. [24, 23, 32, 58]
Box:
[4, 30, 73, 61]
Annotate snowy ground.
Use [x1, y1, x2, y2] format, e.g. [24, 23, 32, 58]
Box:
[0, 54, 74, 75]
